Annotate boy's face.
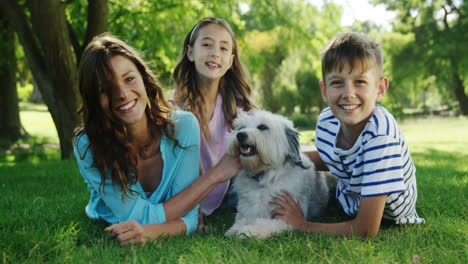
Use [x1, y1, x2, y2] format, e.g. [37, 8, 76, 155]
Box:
[320, 59, 388, 130]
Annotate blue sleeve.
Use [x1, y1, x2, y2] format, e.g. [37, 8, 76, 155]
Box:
[73, 134, 168, 224]
[166, 111, 201, 235]
[74, 112, 201, 236]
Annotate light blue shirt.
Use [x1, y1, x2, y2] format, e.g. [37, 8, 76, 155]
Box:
[74, 111, 201, 235]
[316, 105, 424, 224]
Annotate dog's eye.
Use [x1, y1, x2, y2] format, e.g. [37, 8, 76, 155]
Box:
[257, 124, 268, 131]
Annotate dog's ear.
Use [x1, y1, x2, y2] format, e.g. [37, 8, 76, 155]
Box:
[285, 128, 308, 169]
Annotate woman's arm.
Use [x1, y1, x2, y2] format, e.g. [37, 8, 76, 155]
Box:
[75, 115, 239, 233]
[104, 154, 242, 247]
[272, 193, 387, 239]
[159, 112, 242, 233]
[105, 218, 187, 247]
[74, 130, 202, 228]
[163, 154, 241, 221]
[74, 135, 169, 223]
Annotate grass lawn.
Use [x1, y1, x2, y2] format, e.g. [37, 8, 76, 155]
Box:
[1, 104, 467, 263]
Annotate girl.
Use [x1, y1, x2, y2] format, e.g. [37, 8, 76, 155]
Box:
[74, 34, 240, 246]
[173, 17, 255, 218]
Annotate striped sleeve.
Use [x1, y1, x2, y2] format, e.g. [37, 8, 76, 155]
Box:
[360, 135, 405, 197]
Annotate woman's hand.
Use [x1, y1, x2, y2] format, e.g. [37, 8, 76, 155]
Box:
[271, 192, 308, 231]
[210, 154, 242, 183]
[105, 220, 149, 247]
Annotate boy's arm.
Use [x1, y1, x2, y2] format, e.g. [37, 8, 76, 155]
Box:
[303, 150, 328, 171]
[272, 193, 387, 239]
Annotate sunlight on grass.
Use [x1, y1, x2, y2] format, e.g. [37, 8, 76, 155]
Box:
[401, 116, 468, 153]
[19, 102, 59, 144]
[298, 116, 468, 153]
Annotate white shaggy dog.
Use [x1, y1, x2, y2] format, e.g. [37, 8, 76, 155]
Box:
[225, 110, 335, 239]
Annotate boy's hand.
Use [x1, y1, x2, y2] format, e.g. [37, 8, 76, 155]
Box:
[271, 192, 308, 230]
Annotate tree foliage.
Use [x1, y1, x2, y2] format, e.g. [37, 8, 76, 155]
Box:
[105, 0, 244, 85]
[6, 0, 466, 154]
[375, 0, 468, 115]
[240, 0, 343, 114]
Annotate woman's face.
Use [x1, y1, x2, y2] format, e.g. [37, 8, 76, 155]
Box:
[99, 55, 148, 127]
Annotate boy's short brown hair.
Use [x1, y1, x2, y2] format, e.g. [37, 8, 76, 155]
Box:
[321, 32, 383, 85]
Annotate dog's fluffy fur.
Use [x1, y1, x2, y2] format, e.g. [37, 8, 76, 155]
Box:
[225, 110, 336, 239]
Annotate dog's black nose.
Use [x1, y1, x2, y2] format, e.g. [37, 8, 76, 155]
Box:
[236, 132, 248, 143]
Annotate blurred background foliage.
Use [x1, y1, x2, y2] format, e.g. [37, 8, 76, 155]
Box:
[14, 0, 468, 116]
[86, 0, 464, 113]
[3, 0, 467, 157]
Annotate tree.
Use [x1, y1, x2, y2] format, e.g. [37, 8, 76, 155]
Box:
[375, 0, 468, 115]
[0, 12, 26, 142]
[241, 0, 343, 113]
[1, 0, 109, 158]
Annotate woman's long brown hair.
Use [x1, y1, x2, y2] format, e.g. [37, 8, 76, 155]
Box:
[75, 33, 178, 199]
[173, 17, 254, 138]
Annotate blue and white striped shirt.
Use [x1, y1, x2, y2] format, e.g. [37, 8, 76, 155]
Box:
[315, 105, 424, 224]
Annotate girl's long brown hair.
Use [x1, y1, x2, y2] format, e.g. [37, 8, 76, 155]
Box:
[75, 33, 178, 199]
[173, 17, 254, 138]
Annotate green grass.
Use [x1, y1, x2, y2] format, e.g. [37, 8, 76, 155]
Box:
[1, 106, 467, 263]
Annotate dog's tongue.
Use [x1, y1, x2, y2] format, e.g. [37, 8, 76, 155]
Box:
[240, 147, 251, 154]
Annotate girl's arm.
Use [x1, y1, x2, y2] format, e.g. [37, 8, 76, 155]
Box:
[303, 150, 328, 171]
[272, 192, 387, 239]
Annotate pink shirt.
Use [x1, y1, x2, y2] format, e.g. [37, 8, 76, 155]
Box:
[200, 94, 231, 216]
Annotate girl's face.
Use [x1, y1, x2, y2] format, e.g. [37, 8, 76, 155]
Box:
[100, 55, 149, 127]
[187, 23, 234, 83]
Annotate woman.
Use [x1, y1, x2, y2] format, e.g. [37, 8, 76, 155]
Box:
[74, 34, 240, 246]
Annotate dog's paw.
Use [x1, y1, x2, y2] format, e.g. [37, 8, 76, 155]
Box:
[225, 223, 254, 239]
[225, 227, 237, 237]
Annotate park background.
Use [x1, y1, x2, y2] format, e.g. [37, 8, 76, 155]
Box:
[0, 0, 466, 263]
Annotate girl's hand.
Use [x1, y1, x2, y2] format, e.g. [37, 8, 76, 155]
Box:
[105, 220, 149, 247]
[210, 154, 242, 183]
[271, 192, 308, 230]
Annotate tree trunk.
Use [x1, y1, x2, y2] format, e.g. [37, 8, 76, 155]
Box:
[0, 13, 27, 142]
[0, 0, 57, 140]
[453, 72, 468, 116]
[27, 0, 81, 159]
[30, 80, 43, 103]
[73, 0, 109, 64]
[1, 0, 109, 159]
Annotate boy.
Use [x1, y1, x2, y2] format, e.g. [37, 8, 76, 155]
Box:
[272, 32, 424, 239]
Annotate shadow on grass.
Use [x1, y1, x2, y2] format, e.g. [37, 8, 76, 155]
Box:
[411, 148, 468, 182]
[0, 135, 60, 165]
